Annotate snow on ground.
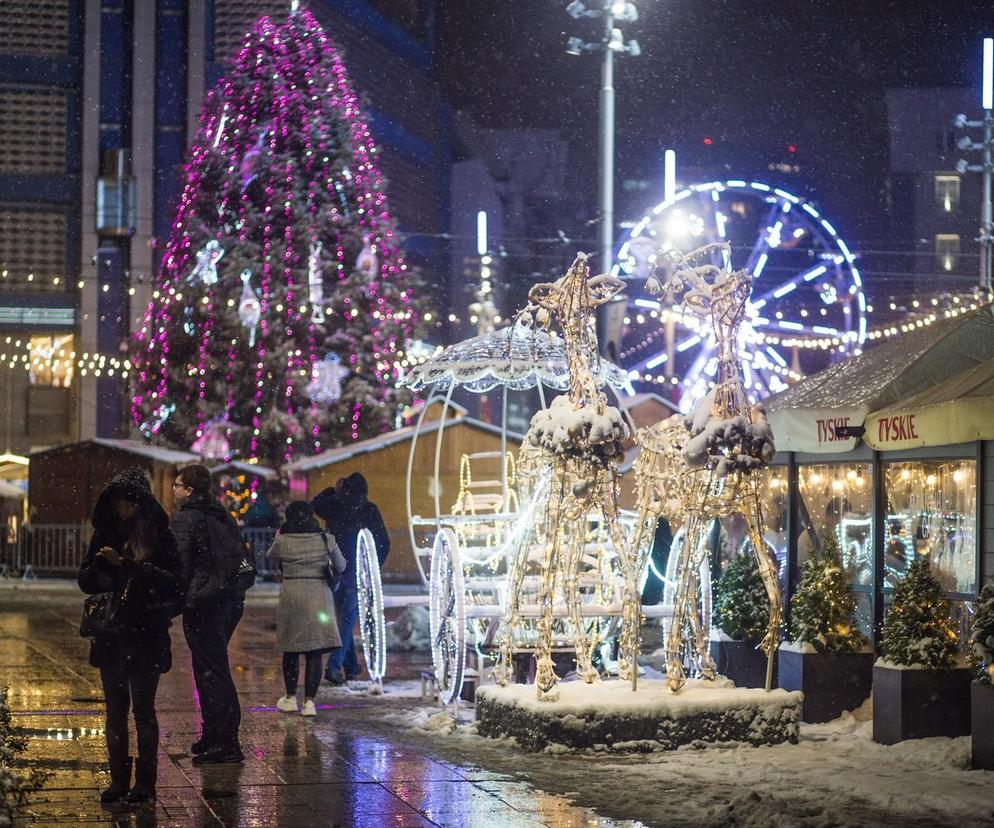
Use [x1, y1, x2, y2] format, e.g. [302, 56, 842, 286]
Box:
[373, 680, 994, 827]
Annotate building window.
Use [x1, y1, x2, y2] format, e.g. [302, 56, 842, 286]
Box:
[28, 334, 73, 387]
[935, 234, 960, 272]
[935, 175, 960, 213]
[884, 460, 976, 595]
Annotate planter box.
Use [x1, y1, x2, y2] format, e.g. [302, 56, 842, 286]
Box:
[709, 638, 775, 689]
[972, 680, 994, 770]
[777, 647, 873, 723]
[872, 662, 971, 745]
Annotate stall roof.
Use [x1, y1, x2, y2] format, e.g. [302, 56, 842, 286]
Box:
[763, 304, 994, 452]
[209, 461, 279, 480]
[30, 438, 199, 465]
[283, 415, 521, 473]
[865, 354, 994, 450]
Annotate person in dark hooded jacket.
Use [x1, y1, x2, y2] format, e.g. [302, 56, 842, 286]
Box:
[77, 467, 182, 806]
[313, 472, 389, 684]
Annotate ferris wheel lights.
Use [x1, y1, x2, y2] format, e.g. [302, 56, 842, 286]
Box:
[772, 281, 796, 298]
[750, 182, 771, 192]
[820, 218, 838, 236]
[802, 202, 820, 219]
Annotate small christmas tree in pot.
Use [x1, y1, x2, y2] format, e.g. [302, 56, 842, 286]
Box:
[969, 581, 994, 769]
[778, 531, 873, 722]
[873, 555, 970, 744]
[710, 550, 774, 688]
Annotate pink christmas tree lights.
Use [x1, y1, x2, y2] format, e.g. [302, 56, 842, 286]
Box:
[131, 9, 419, 467]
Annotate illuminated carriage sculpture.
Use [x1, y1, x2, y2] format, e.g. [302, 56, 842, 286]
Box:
[359, 312, 634, 705]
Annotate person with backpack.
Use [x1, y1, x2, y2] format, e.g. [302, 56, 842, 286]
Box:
[313, 473, 390, 685]
[78, 468, 182, 806]
[171, 463, 255, 765]
[267, 501, 346, 716]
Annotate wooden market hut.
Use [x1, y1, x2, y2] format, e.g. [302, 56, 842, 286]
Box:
[284, 409, 521, 584]
[28, 438, 199, 524]
[763, 304, 994, 643]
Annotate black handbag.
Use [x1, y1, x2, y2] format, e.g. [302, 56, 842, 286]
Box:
[80, 581, 130, 639]
[320, 533, 342, 592]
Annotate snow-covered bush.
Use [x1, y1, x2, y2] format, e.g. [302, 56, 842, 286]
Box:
[881, 556, 959, 669]
[1, 685, 44, 827]
[386, 605, 430, 652]
[970, 581, 994, 684]
[712, 553, 769, 643]
[788, 532, 867, 653]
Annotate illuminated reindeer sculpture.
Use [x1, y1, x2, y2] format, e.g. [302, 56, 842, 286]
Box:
[629, 244, 781, 692]
[494, 253, 642, 699]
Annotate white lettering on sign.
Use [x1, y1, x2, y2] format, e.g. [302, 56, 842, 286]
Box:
[877, 414, 919, 443]
[816, 417, 850, 444]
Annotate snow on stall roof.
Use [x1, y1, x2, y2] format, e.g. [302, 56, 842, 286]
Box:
[763, 304, 994, 411]
[208, 460, 278, 479]
[476, 678, 800, 717]
[877, 351, 994, 410]
[29, 438, 199, 465]
[284, 414, 522, 472]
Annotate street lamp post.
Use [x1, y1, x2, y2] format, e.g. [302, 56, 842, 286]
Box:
[566, 2, 640, 355]
[954, 37, 993, 291]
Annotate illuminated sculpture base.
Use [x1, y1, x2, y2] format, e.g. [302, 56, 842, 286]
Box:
[476, 679, 801, 752]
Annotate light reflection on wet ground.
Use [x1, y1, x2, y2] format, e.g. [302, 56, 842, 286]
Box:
[2, 589, 636, 827]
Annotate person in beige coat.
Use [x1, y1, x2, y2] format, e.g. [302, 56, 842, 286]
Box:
[266, 501, 345, 716]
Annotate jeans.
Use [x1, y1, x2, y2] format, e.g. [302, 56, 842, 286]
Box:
[183, 594, 244, 748]
[100, 666, 161, 784]
[326, 588, 360, 676]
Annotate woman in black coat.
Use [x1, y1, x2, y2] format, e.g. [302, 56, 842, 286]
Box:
[78, 468, 182, 807]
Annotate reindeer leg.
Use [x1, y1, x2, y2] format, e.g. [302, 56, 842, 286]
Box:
[666, 514, 701, 692]
[743, 496, 782, 691]
[564, 494, 597, 684]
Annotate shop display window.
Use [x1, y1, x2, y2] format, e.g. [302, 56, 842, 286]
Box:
[884, 460, 977, 595]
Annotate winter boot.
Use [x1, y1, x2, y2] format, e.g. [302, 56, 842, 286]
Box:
[100, 755, 132, 804]
[126, 757, 157, 805]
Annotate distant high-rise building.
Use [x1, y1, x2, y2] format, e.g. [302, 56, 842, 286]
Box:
[886, 87, 982, 298]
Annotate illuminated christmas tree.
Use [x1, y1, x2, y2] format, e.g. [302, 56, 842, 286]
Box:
[713, 552, 768, 642]
[881, 555, 959, 669]
[131, 8, 420, 466]
[788, 531, 867, 652]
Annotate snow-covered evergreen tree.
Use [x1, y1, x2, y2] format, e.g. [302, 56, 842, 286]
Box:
[971, 581, 994, 684]
[788, 531, 867, 653]
[881, 556, 959, 669]
[712, 552, 769, 642]
[131, 9, 421, 467]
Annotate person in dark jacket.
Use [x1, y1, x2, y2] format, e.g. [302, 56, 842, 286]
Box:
[313, 472, 390, 684]
[171, 463, 246, 765]
[78, 468, 182, 806]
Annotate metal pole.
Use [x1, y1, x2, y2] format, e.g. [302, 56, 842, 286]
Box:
[982, 111, 992, 290]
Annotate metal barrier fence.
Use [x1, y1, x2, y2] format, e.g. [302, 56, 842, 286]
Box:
[0, 523, 278, 581]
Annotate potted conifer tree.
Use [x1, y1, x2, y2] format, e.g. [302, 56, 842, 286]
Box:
[778, 532, 872, 722]
[710, 553, 773, 687]
[873, 556, 970, 744]
[970, 581, 994, 769]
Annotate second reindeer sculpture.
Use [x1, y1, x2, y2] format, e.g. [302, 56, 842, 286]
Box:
[630, 243, 781, 692]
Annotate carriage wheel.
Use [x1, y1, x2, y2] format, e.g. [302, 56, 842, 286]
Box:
[429, 528, 466, 706]
[356, 528, 387, 685]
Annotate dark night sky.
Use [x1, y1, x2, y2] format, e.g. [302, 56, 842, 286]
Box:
[432, 0, 989, 246]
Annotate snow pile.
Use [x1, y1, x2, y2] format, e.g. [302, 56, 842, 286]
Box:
[682, 391, 776, 475]
[527, 394, 628, 468]
[422, 711, 457, 733]
[386, 605, 430, 652]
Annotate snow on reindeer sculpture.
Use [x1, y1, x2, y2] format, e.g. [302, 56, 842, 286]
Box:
[493, 253, 642, 700]
[629, 243, 782, 692]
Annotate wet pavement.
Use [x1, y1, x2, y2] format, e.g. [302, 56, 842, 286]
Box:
[1, 586, 634, 827]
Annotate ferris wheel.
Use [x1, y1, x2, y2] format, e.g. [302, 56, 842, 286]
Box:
[611, 180, 867, 409]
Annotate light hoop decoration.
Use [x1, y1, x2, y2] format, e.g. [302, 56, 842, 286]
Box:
[355, 528, 386, 685]
[429, 528, 466, 705]
[613, 180, 867, 408]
